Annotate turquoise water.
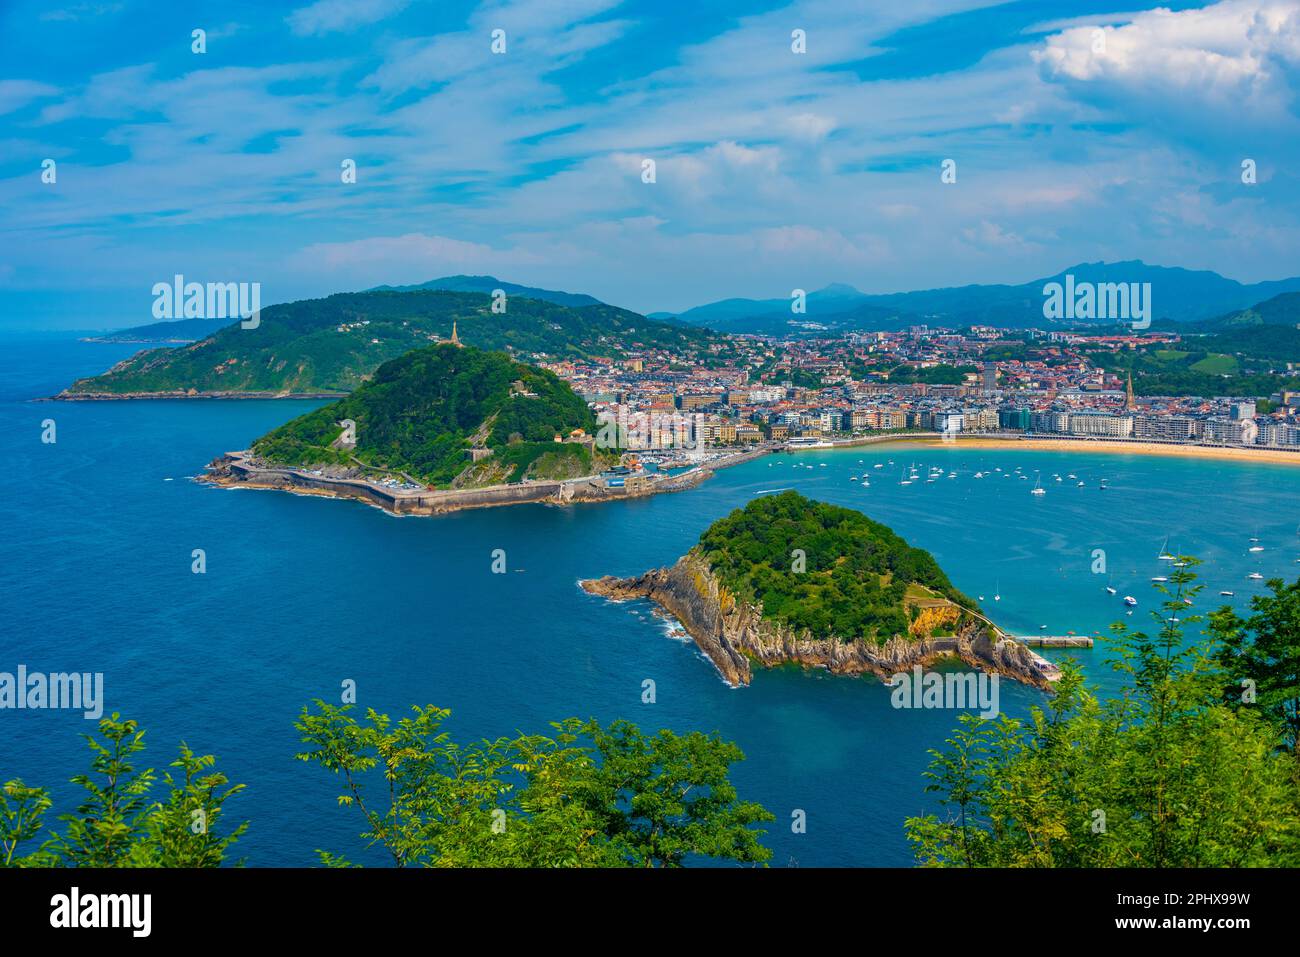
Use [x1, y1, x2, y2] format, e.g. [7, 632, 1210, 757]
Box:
[3, 335, 1298, 866]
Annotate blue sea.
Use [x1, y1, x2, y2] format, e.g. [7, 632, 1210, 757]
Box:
[3, 334, 1298, 867]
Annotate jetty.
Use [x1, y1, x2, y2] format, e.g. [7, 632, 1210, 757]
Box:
[1016, 635, 1095, 648]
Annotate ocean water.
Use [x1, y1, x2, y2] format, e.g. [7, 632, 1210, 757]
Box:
[3, 334, 1298, 867]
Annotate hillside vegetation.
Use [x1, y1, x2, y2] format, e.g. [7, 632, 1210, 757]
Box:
[63, 289, 721, 396]
[252, 344, 613, 488]
[695, 490, 977, 644]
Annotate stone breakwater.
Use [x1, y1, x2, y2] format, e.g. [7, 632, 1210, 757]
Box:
[581, 553, 1056, 691]
[200, 451, 712, 517]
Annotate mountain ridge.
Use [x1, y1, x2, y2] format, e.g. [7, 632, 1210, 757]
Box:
[663, 261, 1300, 334]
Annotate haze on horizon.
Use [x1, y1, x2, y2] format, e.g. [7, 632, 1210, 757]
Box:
[1, 0, 1298, 329]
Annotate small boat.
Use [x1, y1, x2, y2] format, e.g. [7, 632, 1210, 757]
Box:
[850, 476, 858, 482]
[1077, 481, 1085, 487]
[1220, 590, 1235, 596]
[1031, 474, 1045, 496]
[874, 463, 883, 469]
[1158, 535, 1174, 561]
[1182, 598, 1193, 606]
[974, 471, 984, 478]
[1248, 572, 1264, 580]
[1248, 545, 1264, 553]
[1151, 576, 1169, 583]
[1124, 596, 1138, 606]
[1067, 473, 1077, 480]
[1105, 586, 1117, 595]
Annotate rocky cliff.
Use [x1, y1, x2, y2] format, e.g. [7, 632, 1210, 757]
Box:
[582, 552, 1055, 691]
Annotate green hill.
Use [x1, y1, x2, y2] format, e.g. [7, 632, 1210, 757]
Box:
[61, 289, 719, 396]
[695, 490, 978, 644]
[1196, 291, 1300, 330]
[252, 344, 615, 488]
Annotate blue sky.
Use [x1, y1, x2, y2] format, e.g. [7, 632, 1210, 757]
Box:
[1, 0, 1298, 328]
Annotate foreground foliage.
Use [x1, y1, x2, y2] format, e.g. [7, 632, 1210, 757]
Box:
[1, 715, 246, 867]
[295, 704, 773, 867]
[906, 564, 1300, 867]
[2, 708, 772, 868]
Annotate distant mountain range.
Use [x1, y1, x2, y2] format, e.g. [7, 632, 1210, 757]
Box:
[84, 315, 241, 343]
[658, 262, 1300, 334]
[369, 275, 605, 309]
[74, 265, 1300, 358]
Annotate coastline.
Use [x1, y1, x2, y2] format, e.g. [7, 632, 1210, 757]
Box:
[937, 435, 1300, 466]
[52, 390, 348, 401]
[199, 445, 770, 517]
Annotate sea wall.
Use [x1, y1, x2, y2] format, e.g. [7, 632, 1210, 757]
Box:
[202, 452, 713, 516]
[581, 553, 1055, 691]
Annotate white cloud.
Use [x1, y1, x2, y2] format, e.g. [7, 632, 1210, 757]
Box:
[0, 79, 59, 116]
[1033, 1, 1300, 138]
[287, 0, 414, 37]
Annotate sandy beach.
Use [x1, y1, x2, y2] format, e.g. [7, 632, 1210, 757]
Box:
[936, 436, 1300, 466]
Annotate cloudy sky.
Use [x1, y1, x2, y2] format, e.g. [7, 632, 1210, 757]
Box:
[1, 0, 1298, 328]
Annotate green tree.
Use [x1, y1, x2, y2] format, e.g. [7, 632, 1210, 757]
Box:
[906, 564, 1300, 867]
[1211, 576, 1300, 753]
[294, 703, 773, 867]
[1, 714, 246, 868]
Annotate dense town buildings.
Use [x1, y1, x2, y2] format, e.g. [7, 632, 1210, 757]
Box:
[536, 324, 1300, 456]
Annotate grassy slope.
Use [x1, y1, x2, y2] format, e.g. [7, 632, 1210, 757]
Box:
[65, 289, 721, 395]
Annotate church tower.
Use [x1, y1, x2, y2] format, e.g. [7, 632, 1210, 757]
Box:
[1125, 371, 1136, 411]
[450, 320, 462, 347]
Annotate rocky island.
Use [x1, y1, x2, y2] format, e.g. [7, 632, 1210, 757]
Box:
[582, 491, 1058, 690]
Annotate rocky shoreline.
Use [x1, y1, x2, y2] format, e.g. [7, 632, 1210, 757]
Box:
[581, 553, 1057, 691]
